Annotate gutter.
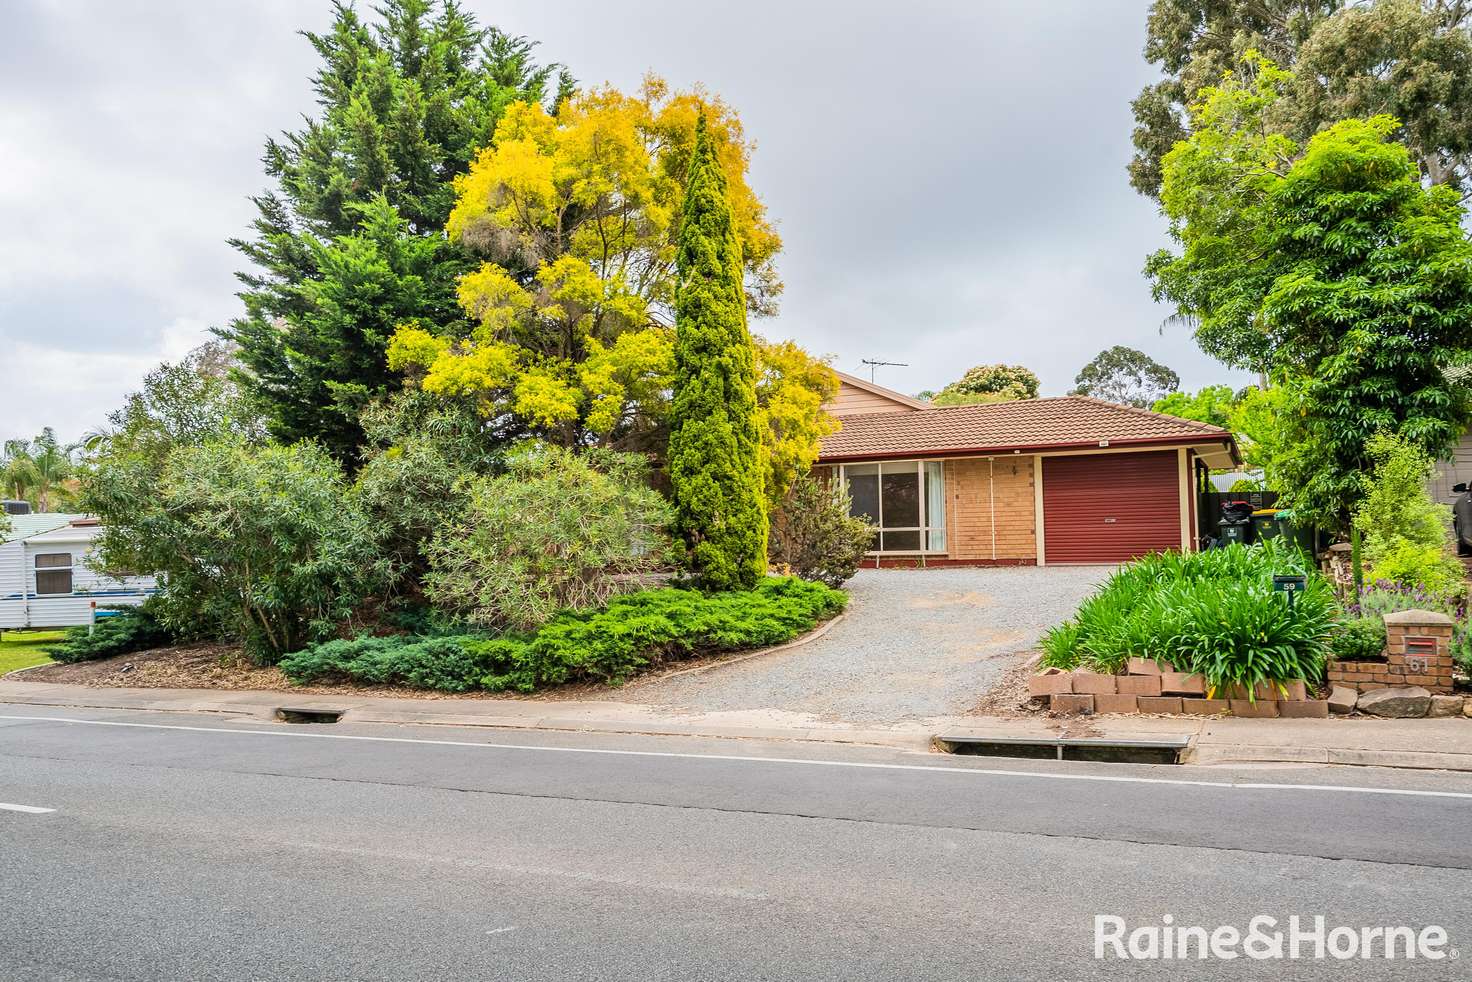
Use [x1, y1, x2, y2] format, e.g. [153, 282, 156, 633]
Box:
[819, 434, 1239, 465]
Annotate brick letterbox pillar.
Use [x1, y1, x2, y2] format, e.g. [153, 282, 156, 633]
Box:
[1382, 609, 1455, 695]
[1327, 608, 1456, 695]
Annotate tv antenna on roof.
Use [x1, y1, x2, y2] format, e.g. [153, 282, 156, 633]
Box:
[860, 358, 908, 383]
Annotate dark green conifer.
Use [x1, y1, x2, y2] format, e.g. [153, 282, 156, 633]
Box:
[668, 114, 767, 590]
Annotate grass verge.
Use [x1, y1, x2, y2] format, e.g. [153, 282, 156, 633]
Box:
[0, 630, 63, 675]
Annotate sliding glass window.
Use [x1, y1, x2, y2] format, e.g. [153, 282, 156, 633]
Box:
[832, 460, 946, 553]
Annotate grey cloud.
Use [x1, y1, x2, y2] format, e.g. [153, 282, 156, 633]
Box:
[0, 0, 1247, 443]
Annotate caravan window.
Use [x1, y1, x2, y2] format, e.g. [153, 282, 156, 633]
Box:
[34, 553, 73, 595]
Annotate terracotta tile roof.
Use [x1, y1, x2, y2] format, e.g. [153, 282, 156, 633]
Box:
[818, 396, 1232, 461]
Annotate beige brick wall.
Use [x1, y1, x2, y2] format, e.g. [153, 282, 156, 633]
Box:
[945, 456, 1036, 561]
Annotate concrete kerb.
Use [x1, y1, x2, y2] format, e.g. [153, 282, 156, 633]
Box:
[0, 678, 935, 750]
[1, 662, 58, 680]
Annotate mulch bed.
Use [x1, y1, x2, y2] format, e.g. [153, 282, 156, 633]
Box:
[16, 633, 829, 702]
[969, 654, 1051, 719]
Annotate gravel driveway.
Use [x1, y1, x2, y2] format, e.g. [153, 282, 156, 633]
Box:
[611, 566, 1109, 724]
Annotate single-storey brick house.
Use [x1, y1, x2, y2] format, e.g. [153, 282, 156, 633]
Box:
[818, 371, 1240, 566]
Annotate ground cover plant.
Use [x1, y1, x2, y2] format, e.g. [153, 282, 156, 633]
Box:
[1328, 615, 1388, 663]
[1040, 541, 1336, 695]
[281, 576, 846, 693]
[44, 601, 172, 664]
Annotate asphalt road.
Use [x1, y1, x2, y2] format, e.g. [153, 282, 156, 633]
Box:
[3, 707, 1472, 981]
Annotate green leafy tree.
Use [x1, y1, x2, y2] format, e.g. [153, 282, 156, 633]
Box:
[1353, 432, 1465, 596]
[1, 440, 40, 505]
[83, 441, 386, 663]
[1069, 346, 1180, 408]
[1130, 0, 1472, 199]
[1227, 385, 1290, 478]
[1152, 385, 1239, 429]
[929, 364, 1040, 406]
[221, 1, 569, 462]
[98, 343, 266, 466]
[668, 115, 768, 591]
[229, 197, 467, 462]
[1151, 73, 1472, 535]
[424, 446, 672, 629]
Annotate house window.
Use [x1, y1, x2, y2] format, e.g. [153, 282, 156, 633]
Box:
[835, 460, 946, 553]
[34, 553, 74, 596]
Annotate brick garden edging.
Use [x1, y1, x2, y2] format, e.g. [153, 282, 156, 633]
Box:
[1029, 658, 1329, 718]
[1032, 609, 1472, 720]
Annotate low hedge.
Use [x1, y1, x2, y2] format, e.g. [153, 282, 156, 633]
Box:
[280, 576, 848, 693]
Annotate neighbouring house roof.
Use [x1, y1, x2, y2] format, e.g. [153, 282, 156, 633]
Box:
[0, 513, 81, 545]
[819, 396, 1238, 463]
[829, 370, 929, 412]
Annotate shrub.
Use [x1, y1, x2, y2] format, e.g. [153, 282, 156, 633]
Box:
[424, 446, 673, 631]
[1353, 433, 1464, 595]
[1350, 579, 1471, 672]
[1328, 617, 1388, 662]
[353, 390, 500, 581]
[1350, 579, 1465, 621]
[45, 600, 172, 664]
[83, 441, 389, 664]
[1040, 541, 1335, 694]
[281, 576, 848, 693]
[768, 474, 874, 588]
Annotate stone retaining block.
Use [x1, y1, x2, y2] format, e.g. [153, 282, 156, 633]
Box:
[1070, 672, 1117, 695]
[1116, 674, 1163, 697]
[1051, 693, 1094, 716]
[1160, 672, 1206, 696]
[1093, 693, 1139, 715]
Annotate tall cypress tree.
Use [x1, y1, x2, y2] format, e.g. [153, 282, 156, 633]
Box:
[668, 115, 768, 591]
[221, 0, 570, 463]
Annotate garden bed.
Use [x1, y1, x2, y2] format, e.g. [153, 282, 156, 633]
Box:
[19, 578, 848, 699]
[971, 542, 1341, 720]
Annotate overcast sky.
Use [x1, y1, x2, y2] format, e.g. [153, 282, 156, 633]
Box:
[0, 0, 1250, 443]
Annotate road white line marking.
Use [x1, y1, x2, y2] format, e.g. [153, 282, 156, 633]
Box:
[2, 713, 1471, 802]
[0, 801, 55, 814]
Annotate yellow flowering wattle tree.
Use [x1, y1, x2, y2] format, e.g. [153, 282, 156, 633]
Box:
[388, 76, 835, 504]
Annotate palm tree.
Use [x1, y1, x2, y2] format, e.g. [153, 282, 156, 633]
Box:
[1, 439, 38, 504]
[1, 429, 77, 511]
[28, 429, 75, 512]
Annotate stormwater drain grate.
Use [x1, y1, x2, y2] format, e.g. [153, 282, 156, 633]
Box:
[275, 707, 345, 724]
[931, 734, 1189, 765]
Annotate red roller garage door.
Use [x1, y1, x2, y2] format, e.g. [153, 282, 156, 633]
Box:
[1043, 451, 1182, 564]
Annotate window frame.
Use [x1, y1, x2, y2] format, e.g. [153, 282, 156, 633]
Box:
[33, 552, 75, 597]
[829, 459, 947, 555]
